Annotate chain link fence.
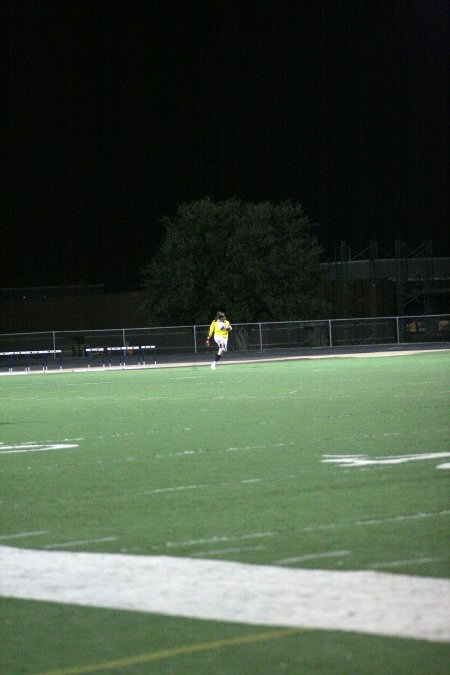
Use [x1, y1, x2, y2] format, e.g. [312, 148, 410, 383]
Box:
[0, 314, 448, 372]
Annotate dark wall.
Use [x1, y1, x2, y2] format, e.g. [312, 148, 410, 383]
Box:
[1, 282, 448, 334]
[0, 291, 148, 333]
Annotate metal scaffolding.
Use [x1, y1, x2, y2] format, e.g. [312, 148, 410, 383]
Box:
[394, 240, 433, 316]
[333, 240, 435, 317]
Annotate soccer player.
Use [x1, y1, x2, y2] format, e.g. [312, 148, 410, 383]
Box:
[206, 311, 232, 369]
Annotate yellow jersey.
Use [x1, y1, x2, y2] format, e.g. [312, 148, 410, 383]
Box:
[208, 319, 232, 339]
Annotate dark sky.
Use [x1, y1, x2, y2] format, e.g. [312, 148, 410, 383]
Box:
[3, 0, 449, 289]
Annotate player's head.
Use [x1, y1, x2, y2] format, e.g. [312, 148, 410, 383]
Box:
[216, 311, 225, 320]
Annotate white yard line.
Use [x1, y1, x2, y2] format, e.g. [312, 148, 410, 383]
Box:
[0, 545, 449, 643]
[0, 530, 48, 540]
[43, 537, 118, 549]
[226, 442, 290, 453]
[275, 551, 350, 565]
[322, 452, 450, 467]
[140, 477, 263, 496]
[144, 484, 204, 495]
[0, 442, 79, 454]
[156, 449, 205, 457]
[306, 510, 450, 531]
[162, 531, 277, 549]
[191, 546, 266, 557]
[158, 510, 449, 550]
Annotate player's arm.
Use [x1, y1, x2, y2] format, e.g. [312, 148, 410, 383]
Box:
[206, 321, 215, 346]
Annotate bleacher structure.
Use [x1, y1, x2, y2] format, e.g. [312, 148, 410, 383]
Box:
[323, 240, 450, 318]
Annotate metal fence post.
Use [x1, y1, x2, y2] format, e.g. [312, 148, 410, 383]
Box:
[259, 323, 263, 350]
[193, 325, 197, 354]
[396, 316, 400, 343]
[328, 320, 333, 347]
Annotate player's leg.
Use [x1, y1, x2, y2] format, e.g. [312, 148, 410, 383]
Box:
[211, 336, 227, 368]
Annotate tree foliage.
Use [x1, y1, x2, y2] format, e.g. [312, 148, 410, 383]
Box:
[142, 198, 327, 325]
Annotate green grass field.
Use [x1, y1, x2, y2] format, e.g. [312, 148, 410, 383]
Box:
[1, 352, 449, 674]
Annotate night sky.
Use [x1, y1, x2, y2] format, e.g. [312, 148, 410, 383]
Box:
[3, 0, 449, 290]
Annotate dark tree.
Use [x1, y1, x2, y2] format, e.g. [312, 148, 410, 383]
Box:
[142, 198, 328, 325]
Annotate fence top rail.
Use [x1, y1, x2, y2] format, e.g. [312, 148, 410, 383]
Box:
[332, 313, 450, 323]
[331, 316, 398, 323]
[53, 313, 450, 333]
[0, 315, 449, 340]
[398, 313, 450, 320]
[0, 331, 56, 337]
[57, 326, 201, 333]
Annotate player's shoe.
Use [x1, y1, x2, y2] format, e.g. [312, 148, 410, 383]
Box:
[211, 362, 216, 369]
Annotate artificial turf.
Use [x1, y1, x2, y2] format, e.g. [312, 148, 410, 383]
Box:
[0, 352, 449, 673]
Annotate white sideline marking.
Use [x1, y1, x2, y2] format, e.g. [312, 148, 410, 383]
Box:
[0, 545, 449, 643]
[322, 452, 450, 467]
[437, 463, 450, 470]
[275, 551, 350, 565]
[370, 557, 442, 569]
[0, 442, 79, 455]
[0, 530, 48, 540]
[43, 537, 117, 549]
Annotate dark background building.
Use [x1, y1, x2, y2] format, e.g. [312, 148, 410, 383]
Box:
[3, 0, 449, 295]
[1, 246, 449, 333]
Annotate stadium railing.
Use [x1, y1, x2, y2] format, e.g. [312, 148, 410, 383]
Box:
[0, 314, 448, 372]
